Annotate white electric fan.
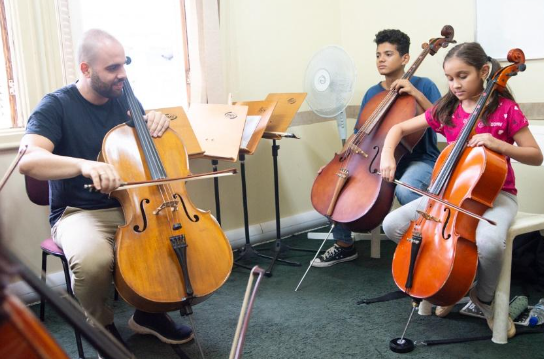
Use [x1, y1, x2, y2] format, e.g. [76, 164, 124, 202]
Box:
[304, 46, 357, 242]
[304, 45, 357, 145]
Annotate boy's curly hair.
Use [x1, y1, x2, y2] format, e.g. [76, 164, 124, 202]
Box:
[374, 29, 410, 56]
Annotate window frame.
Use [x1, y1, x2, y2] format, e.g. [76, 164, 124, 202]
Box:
[0, 0, 18, 128]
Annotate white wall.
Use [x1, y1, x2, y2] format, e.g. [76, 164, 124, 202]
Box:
[1, 0, 544, 285]
[221, 0, 544, 216]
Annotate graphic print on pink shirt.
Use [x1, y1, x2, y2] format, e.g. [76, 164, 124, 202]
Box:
[425, 98, 529, 195]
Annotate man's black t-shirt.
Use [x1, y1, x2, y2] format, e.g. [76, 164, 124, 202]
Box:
[26, 83, 131, 226]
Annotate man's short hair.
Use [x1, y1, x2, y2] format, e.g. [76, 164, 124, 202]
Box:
[78, 29, 120, 65]
[374, 29, 410, 56]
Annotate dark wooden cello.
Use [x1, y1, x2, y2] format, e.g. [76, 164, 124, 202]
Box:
[100, 80, 233, 313]
[391, 49, 526, 306]
[311, 26, 456, 232]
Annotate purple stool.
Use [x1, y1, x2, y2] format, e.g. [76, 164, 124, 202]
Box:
[39, 238, 75, 319]
[26, 176, 85, 359]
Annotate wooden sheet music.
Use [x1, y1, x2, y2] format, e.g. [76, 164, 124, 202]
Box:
[233, 100, 277, 155]
[145, 106, 204, 158]
[263, 93, 307, 139]
[187, 103, 248, 162]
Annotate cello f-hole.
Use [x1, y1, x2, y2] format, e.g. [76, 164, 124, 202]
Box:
[133, 198, 150, 232]
[173, 193, 200, 222]
[369, 146, 380, 174]
[442, 207, 451, 240]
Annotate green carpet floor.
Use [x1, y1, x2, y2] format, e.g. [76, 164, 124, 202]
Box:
[33, 230, 544, 359]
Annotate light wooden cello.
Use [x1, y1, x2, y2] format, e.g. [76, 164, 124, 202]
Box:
[100, 80, 234, 313]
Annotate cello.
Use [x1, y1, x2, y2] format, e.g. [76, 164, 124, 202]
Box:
[100, 79, 233, 313]
[391, 49, 526, 306]
[311, 25, 456, 232]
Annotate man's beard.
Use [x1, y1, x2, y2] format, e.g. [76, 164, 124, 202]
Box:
[91, 72, 123, 99]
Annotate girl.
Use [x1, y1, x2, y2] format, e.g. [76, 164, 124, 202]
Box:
[379, 42, 543, 339]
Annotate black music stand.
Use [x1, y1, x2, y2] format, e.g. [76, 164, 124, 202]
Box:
[211, 159, 222, 225]
[253, 93, 318, 276]
[259, 134, 319, 276]
[234, 152, 300, 270]
[230, 100, 302, 271]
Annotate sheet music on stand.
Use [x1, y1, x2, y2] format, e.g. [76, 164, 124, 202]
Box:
[249, 92, 314, 276]
[184, 103, 248, 226]
[234, 100, 277, 155]
[262, 93, 307, 140]
[232, 96, 308, 271]
[187, 104, 248, 162]
[145, 106, 204, 158]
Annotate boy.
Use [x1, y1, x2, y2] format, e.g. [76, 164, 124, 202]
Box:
[313, 29, 441, 267]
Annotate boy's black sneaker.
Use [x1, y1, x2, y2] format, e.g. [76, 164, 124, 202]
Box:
[128, 310, 194, 344]
[311, 244, 358, 267]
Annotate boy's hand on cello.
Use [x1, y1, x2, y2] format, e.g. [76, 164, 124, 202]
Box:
[390, 79, 418, 96]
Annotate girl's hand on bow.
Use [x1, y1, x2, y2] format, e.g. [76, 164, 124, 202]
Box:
[379, 149, 397, 182]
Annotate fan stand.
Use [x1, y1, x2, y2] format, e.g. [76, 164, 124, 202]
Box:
[336, 110, 348, 145]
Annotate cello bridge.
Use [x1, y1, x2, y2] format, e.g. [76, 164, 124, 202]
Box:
[416, 210, 441, 223]
[336, 168, 349, 179]
[348, 144, 368, 157]
[153, 200, 179, 215]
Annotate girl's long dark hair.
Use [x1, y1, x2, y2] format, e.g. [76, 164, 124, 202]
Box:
[433, 42, 515, 126]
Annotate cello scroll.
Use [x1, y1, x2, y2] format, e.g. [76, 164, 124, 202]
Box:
[494, 48, 526, 89]
[427, 25, 456, 55]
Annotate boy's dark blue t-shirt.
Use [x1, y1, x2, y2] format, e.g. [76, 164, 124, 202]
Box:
[25, 83, 133, 226]
[355, 76, 441, 169]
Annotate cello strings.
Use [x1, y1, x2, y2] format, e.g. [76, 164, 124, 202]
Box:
[124, 80, 193, 301]
[123, 81, 171, 190]
[123, 81, 178, 244]
[344, 80, 402, 156]
[356, 43, 433, 146]
[342, 46, 432, 170]
[352, 45, 431, 146]
[331, 46, 433, 220]
[339, 89, 396, 168]
[400, 52, 496, 240]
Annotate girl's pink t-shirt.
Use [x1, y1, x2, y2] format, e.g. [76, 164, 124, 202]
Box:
[425, 97, 529, 195]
